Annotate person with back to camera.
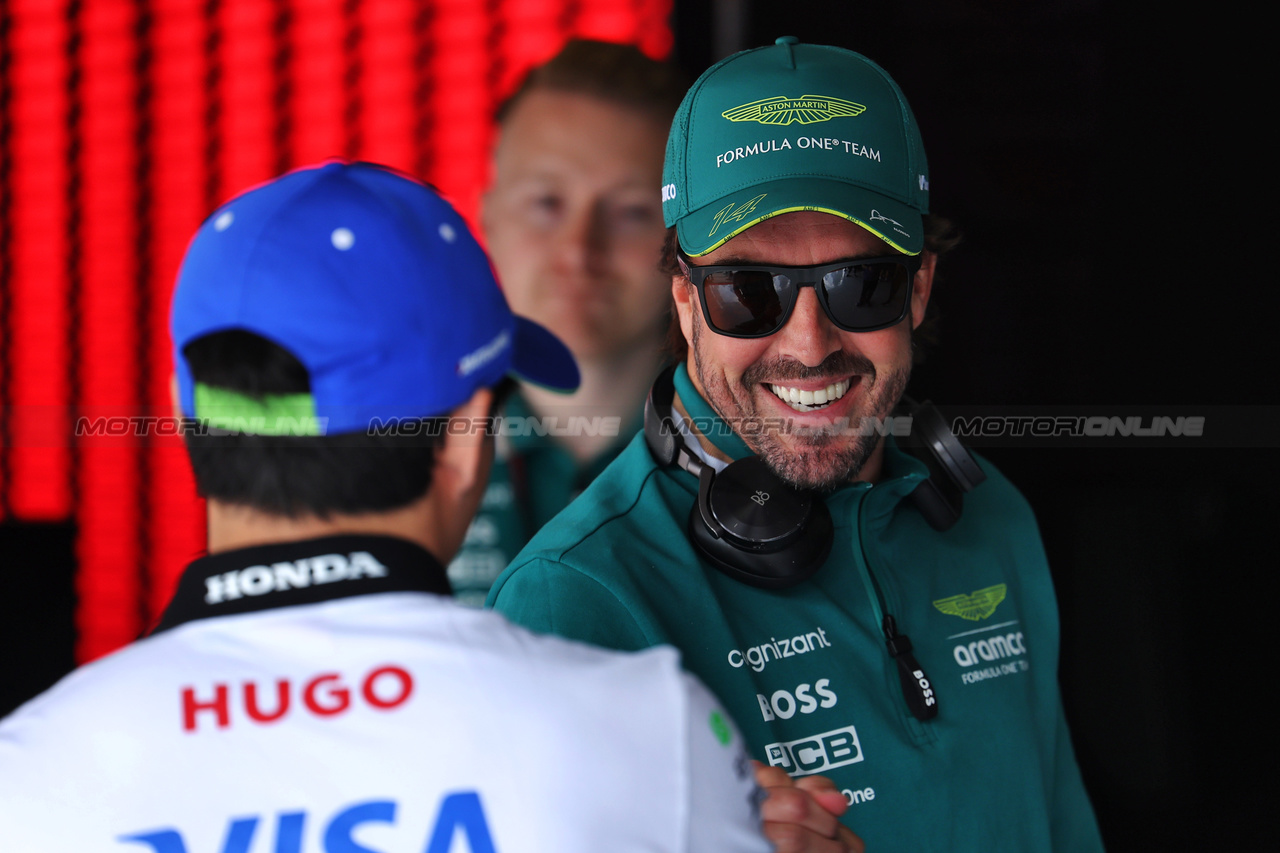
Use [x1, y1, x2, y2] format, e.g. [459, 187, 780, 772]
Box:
[448, 40, 688, 605]
[489, 38, 1106, 852]
[0, 160, 772, 853]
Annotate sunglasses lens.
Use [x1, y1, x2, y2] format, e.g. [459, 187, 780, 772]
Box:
[703, 270, 795, 336]
[823, 261, 911, 330]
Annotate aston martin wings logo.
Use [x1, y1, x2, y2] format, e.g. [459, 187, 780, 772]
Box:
[722, 95, 866, 125]
[932, 584, 1007, 621]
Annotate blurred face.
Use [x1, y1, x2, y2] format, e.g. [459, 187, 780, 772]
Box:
[483, 89, 671, 362]
[673, 211, 935, 489]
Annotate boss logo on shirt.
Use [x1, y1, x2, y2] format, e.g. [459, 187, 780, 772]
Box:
[203, 551, 389, 604]
[764, 723, 864, 777]
[757, 678, 838, 721]
[120, 793, 495, 853]
[182, 664, 413, 732]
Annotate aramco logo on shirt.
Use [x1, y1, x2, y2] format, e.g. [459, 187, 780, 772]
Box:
[119, 794, 495, 853]
[932, 583, 1007, 621]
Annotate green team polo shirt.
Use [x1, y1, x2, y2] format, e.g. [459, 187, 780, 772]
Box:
[448, 391, 638, 606]
[488, 364, 1104, 852]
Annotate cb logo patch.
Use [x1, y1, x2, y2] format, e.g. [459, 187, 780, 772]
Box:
[764, 724, 863, 777]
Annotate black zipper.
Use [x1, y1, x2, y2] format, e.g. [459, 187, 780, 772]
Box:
[853, 489, 940, 722]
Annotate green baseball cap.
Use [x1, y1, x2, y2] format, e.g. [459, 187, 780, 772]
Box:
[662, 37, 929, 257]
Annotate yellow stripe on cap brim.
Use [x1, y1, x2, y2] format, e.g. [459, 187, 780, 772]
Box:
[675, 176, 925, 258]
[679, 206, 922, 258]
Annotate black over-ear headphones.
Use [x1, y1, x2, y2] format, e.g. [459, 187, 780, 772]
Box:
[643, 366, 986, 590]
[643, 366, 983, 722]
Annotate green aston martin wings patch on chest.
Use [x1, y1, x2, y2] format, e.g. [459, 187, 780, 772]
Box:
[933, 584, 1008, 621]
[721, 95, 866, 125]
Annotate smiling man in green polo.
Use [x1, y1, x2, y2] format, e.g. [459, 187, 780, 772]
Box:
[489, 38, 1104, 852]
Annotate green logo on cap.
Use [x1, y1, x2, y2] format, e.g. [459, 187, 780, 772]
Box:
[722, 95, 866, 126]
[709, 194, 768, 237]
[933, 584, 1008, 621]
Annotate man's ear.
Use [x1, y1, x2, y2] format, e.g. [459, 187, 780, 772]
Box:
[170, 374, 183, 419]
[433, 387, 495, 499]
[479, 142, 502, 242]
[479, 187, 495, 241]
[423, 386, 496, 564]
[910, 251, 938, 330]
[672, 274, 696, 347]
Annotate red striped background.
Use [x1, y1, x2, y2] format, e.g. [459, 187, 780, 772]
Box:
[0, 0, 674, 662]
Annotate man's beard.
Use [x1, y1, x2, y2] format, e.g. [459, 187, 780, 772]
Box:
[691, 317, 910, 491]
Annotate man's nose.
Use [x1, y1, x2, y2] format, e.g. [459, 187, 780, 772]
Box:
[774, 286, 843, 367]
[552, 206, 607, 275]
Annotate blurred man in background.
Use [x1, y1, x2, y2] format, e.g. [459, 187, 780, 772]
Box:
[449, 40, 687, 604]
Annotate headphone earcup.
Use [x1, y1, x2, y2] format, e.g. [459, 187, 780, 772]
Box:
[687, 457, 833, 589]
[643, 381, 680, 467]
[897, 398, 987, 532]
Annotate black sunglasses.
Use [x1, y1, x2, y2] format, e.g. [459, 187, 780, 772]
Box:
[678, 250, 922, 338]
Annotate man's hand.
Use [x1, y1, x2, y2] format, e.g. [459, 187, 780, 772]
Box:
[754, 761, 866, 853]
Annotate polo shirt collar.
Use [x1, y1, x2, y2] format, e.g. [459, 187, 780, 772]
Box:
[152, 534, 451, 634]
[671, 362, 755, 460]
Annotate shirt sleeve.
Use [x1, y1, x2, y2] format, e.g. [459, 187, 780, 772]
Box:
[680, 671, 772, 853]
[486, 557, 651, 652]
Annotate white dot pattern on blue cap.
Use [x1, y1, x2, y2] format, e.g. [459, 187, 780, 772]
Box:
[172, 161, 580, 436]
[331, 227, 355, 250]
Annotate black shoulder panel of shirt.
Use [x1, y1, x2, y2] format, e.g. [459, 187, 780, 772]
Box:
[151, 534, 452, 635]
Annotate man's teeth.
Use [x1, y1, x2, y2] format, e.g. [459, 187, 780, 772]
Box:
[769, 380, 851, 412]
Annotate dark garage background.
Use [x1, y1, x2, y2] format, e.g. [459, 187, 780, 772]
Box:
[674, 3, 1272, 850]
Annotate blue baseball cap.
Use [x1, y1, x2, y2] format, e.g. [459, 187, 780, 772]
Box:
[171, 161, 579, 435]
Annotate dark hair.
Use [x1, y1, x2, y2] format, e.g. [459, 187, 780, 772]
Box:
[659, 215, 961, 363]
[181, 330, 446, 518]
[496, 39, 688, 126]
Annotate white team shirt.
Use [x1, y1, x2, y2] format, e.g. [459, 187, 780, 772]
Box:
[0, 535, 768, 853]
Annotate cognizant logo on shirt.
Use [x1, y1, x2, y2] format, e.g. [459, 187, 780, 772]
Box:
[726, 625, 832, 672]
